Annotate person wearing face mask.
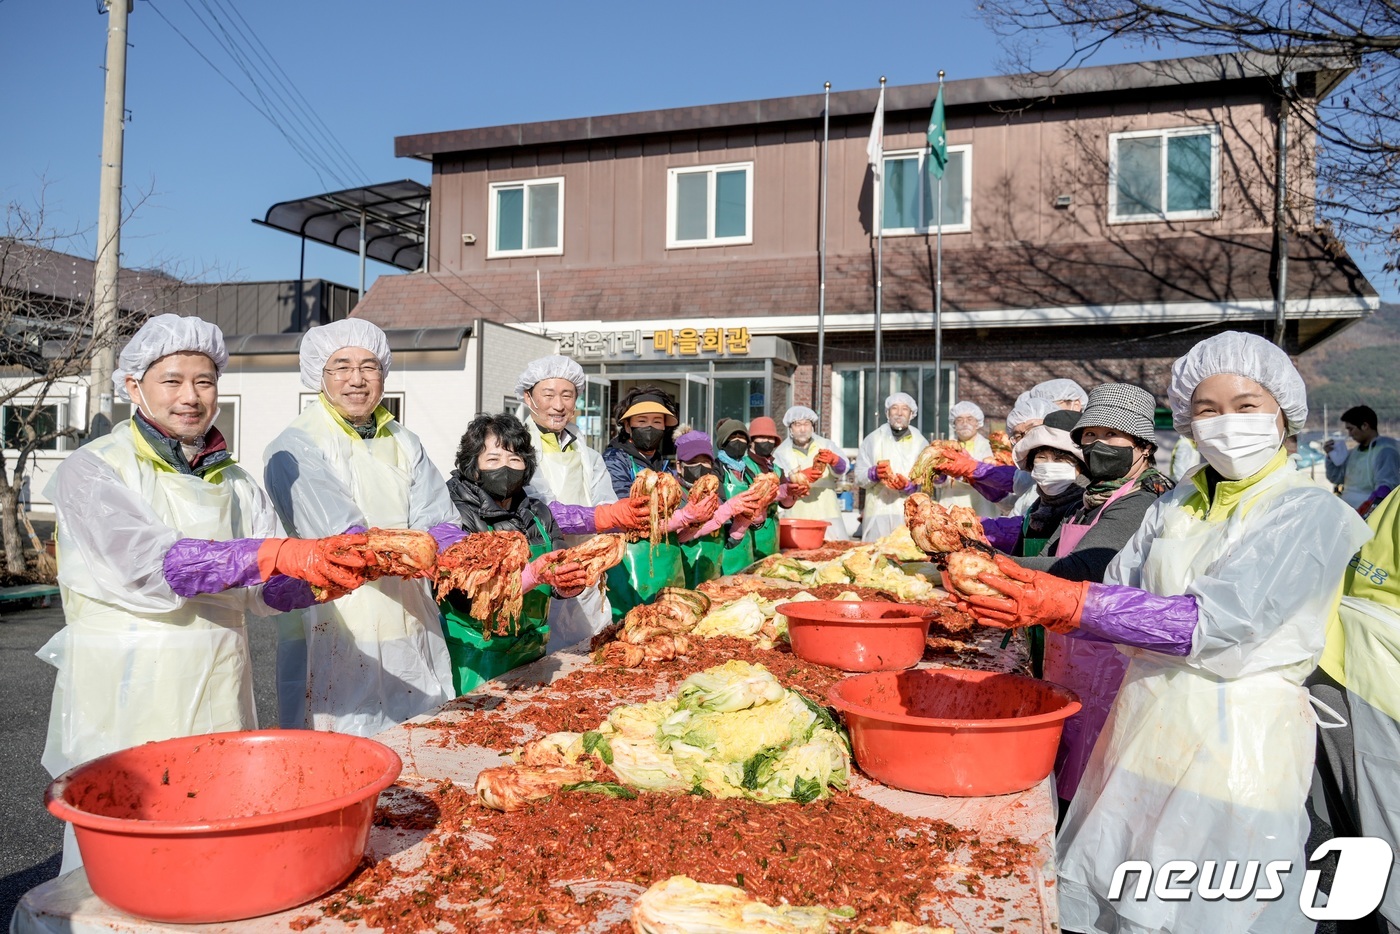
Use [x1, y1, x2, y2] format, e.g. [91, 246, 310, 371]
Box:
[743, 417, 799, 559]
[265, 319, 465, 737]
[713, 419, 774, 573]
[439, 414, 588, 693]
[773, 406, 848, 541]
[955, 332, 1372, 934]
[601, 390, 717, 621]
[513, 356, 653, 651]
[853, 393, 929, 541]
[672, 430, 758, 586]
[38, 315, 366, 872]
[1003, 395, 1064, 513]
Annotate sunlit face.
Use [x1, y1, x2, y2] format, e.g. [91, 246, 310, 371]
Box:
[1190, 374, 1284, 436]
[126, 352, 218, 443]
[526, 378, 578, 433]
[789, 419, 814, 445]
[1032, 448, 1079, 468]
[627, 413, 667, 432]
[1077, 425, 1137, 448]
[1057, 399, 1083, 412]
[321, 346, 384, 424]
[1009, 419, 1043, 444]
[887, 404, 912, 431]
[476, 431, 526, 472]
[953, 415, 979, 441]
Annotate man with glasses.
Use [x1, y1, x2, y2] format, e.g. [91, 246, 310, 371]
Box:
[264, 319, 462, 736]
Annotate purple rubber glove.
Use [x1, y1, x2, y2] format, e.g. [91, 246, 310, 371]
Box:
[981, 516, 1022, 554]
[548, 501, 598, 535]
[867, 466, 881, 483]
[163, 538, 265, 597]
[901, 481, 919, 495]
[344, 525, 368, 535]
[1075, 583, 1198, 656]
[830, 454, 849, 474]
[263, 575, 316, 612]
[968, 462, 1016, 503]
[429, 521, 469, 550]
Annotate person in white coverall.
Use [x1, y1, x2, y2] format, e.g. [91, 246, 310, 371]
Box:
[513, 355, 653, 652]
[773, 405, 848, 540]
[40, 314, 368, 871]
[264, 319, 463, 737]
[936, 401, 997, 518]
[853, 392, 927, 541]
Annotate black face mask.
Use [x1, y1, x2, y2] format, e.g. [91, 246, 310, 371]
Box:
[890, 424, 910, 440]
[478, 465, 527, 500]
[630, 426, 664, 451]
[681, 463, 711, 483]
[722, 439, 750, 460]
[1083, 442, 1137, 482]
[752, 440, 776, 457]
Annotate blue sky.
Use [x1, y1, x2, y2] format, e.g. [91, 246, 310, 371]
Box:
[2, 0, 1393, 300]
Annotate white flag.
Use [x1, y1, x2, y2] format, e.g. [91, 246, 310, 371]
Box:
[866, 84, 885, 183]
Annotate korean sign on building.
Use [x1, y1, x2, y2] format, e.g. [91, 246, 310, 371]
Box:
[558, 326, 751, 361]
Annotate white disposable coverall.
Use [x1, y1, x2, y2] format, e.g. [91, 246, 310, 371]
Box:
[852, 423, 927, 541]
[264, 399, 456, 737]
[774, 434, 843, 539]
[938, 433, 997, 518]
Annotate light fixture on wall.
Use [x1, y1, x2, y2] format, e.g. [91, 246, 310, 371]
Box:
[462, 233, 477, 245]
[1053, 194, 1072, 209]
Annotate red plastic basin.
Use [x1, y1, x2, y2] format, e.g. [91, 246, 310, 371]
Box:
[778, 600, 936, 672]
[45, 729, 402, 923]
[779, 518, 830, 550]
[828, 669, 1081, 796]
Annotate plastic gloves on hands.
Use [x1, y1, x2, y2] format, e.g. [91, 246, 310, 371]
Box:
[883, 472, 912, 493]
[814, 449, 841, 467]
[801, 465, 826, 483]
[256, 534, 368, 594]
[962, 555, 1088, 632]
[593, 497, 651, 532]
[522, 551, 588, 598]
[937, 448, 980, 480]
[669, 492, 720, 531]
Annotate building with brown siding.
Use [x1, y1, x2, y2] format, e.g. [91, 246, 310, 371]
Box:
[351, 51, 1378, 451]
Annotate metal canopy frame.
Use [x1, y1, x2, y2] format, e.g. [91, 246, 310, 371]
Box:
[253, 180, 430, 278]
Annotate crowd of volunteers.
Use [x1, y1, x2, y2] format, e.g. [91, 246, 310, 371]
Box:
[34, 313, 1400, 931]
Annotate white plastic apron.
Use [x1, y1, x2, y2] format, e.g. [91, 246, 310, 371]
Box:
[936, 435, 997, 519]
[535, 433, 610, 653]
[293, 413, 454, 737]
[861, 431, 923, 541]
[780, 442, 843, 538]
[1041, 480, 1139, 801]
[1337, 595, 1400, 925]
[1058, 467, 1316, 934]
[40, 430, 258, 871]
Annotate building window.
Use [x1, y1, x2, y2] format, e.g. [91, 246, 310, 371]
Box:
[488, 177, 564, 257]
[2, 403, 67, 452]
[666, 162, 753, 248]
[881, 145, 971, 234]
[832, 364, 957, 450]
[1109, 126, 1219, 223]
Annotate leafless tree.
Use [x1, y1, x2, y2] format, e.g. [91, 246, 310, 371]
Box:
[977, 0, 1400, 282]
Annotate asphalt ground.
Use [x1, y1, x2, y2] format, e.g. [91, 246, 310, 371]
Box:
[0, 599, 279, 928]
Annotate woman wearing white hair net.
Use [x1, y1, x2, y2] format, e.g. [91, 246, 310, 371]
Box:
[39, 315, 370, 871]
[954, 331, 1372, 934]
[264, 318, 463, 737]
[773, 405, 848, 539]
[853, 392, 927, 540]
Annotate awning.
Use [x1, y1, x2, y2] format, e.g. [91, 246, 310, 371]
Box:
[254, 180, 429, 271]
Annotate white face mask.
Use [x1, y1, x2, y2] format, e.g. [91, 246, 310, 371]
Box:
[1192, 412, 1283, 480]
[1031, 461, 1079, 496]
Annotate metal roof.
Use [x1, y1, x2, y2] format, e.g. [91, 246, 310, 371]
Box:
[254, 180, 429, 270]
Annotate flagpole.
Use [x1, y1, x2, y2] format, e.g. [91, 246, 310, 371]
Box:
[933, 70, 945, 440]
[816, 81, 830, 426]
[873, 77, 885, 423]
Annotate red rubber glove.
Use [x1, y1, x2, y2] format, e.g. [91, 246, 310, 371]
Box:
[937, 447, 980, 480]
[800, 464, 826, 483]
[875, 460, 892, 481]
[594, 497, 651, 532]
[883, 472, 911, 492]
[814, 449, 840, 467]
[256, 535, 367, 594]
[962, 555, 1089, 632]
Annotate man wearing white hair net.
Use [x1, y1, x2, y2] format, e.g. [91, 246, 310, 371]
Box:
[954, 331, 1371, 934]
[928, 400, 999, 518]
[853, 391, 927, 540]
[1030, 377, 1088, 411]
[39, 314, 370, 872]
[265, 318, 462, 737]
[514, 354, 652, 651]
[773, 404, 848, 539]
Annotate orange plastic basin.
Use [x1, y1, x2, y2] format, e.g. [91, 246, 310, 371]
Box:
[45, 729, 402, 923]
[828, 669, 1081, 796]
[778, 600, 936, 672]
[779, 518, 830, 550]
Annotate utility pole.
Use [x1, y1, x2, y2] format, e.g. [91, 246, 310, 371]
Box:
[90, 0, 130, 435]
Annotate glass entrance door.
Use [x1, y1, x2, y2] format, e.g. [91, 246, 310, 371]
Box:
[683, 375, 709, 434]
[579, 376, 611, 454]
[711, 376, 766, 431]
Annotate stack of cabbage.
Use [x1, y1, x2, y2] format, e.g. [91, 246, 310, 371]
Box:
[590, 660, 850, 804]
[756, 548, 937, 604]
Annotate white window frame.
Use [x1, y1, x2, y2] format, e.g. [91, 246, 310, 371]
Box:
[487, 176, 565, 258]
[1, 400, 71, 453]
[665, 161, 755, 249]
[879, 144, 972, 236]
[1108, 125, 1221, 224]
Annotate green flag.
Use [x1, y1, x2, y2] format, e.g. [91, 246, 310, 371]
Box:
[926, 86, 947, 180]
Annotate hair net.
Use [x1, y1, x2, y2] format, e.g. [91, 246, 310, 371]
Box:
[1005, 396, 1060, 433]
[113, 314, 228, 402]
[783, 405, 818, 427]
[299, 319, 392, 391]
[1170, 330, 1308, 436]
[950, 401, 984, 427]
[514, 354, 585, 401]
[885, 392, 918, 417]
[1031, 378, 1088, 408]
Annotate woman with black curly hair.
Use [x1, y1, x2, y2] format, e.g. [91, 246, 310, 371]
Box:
[440, 413, 587, 692]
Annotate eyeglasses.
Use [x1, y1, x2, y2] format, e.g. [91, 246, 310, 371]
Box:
[323, 363, 384, 381]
